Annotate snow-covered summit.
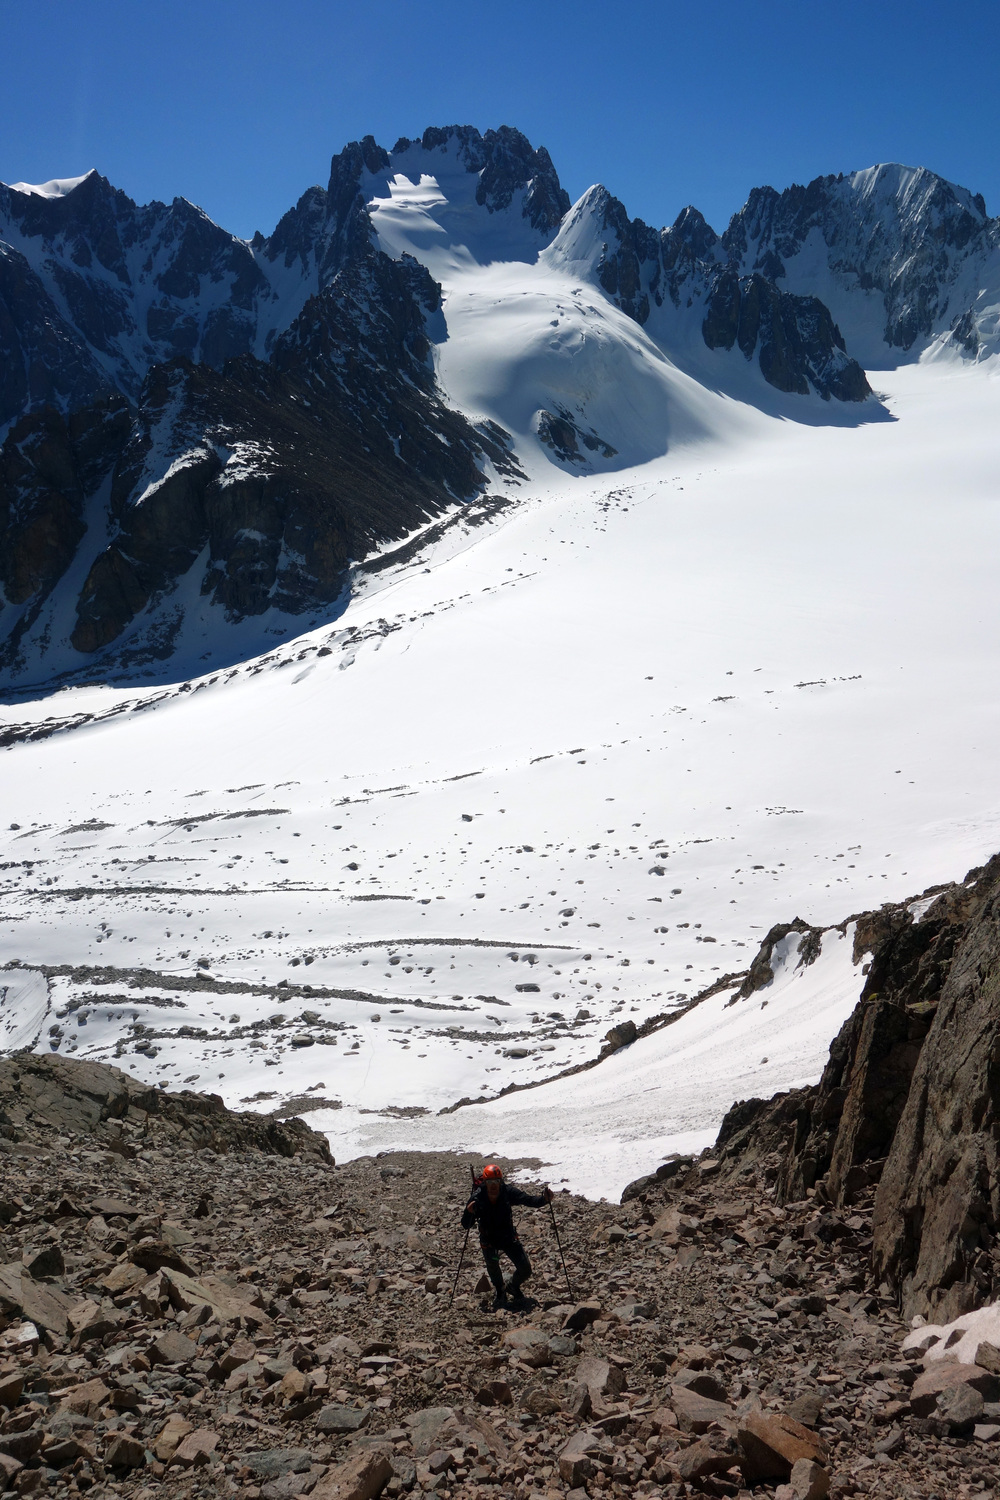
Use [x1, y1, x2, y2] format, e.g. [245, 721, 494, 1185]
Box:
[7, 169, 97, 198]
[2, 128, 998, 689]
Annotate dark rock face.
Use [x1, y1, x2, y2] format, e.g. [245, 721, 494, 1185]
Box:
[702, 269, 871, 401]
[714, 856, 1000, 1320]
[736, 918, 822, 999]
[722, 165, 999, 359]
[0, 132, 540, 679]
[392, 124, 570, 233]
[0, 172, 269, 409]
[0, 242, 117, 430]
[0, 186, 521, 672]
[67, 250, 519, 655]
[0, 398, 130, 659]
[537, 407, 618, 465]
[872, 859, 1000, 1319]
[570, 188, 871, 402]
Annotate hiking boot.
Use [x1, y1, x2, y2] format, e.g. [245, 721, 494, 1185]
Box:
[492, 1291, 510, 1311]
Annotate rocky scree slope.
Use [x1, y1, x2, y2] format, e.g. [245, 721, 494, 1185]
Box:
[712, 852, 1000, 1328]
[3, 1050, 995, 1500]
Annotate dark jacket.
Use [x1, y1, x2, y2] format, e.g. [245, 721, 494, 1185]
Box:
[461, 1182, 547, 1246]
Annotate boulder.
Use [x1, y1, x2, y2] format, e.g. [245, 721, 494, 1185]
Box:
[163, 1266, 270, 1327]
[67, 1298, 119, 1343]
[149, 1328, 200, 1367]
[262, 1474, 324, 1500]
[0, 1453, 23, 1485]
[91, 1197, 140, 1219]
[171, 1428, 220, 1468]
[503, 1327, 552, 1367]
[557, 1429, 599, 1486]
[934, 1381, 984, 1433]
[775, 1294, 827, 1316]
[737, 1411, 828, 1482]
[790, 1458, 831, 1500]
[237, 1448, 312, 1480]
[576, 1355, 626, 1402]
[672, 1366, 729, 1402]
[786, 1391, 827, 1428]
[105, 1433, 146, 1469]
[219, 1337, 258, 1373]
[0, 1428, 44, 1462]
[562, 1301, 602, 1332]
[0, 1368, 24, 1409]
[316, 1405, 371, 1435]
[403, 1404, 504, 1460]
[129, 1239, 195, 1275]
[676, 1436, 738, 1481]
[153, 1415, 193, 1462]
[278, 1367, 312, 1402]
[671, 1384, 733, 1434]
[0, 1261, 74, 1335]
[100, 1261, 146, 1295]
[909, 1360, 998, 1416]
[58, 1377, 111, 1417]
[22, 1243, 65, 1279]
[311, 1450, 393, 1500]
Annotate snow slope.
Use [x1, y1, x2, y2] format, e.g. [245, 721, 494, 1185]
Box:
[2, 359, 1000, 1197]
[365, 152, 882, 476]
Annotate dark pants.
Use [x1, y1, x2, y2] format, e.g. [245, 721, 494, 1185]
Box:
[480, 1236, 532, 1296]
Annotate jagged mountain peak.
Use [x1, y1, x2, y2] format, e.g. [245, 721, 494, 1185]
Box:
[723, 161, 1000, 364]
[5, 129, 999, 685]
[669, 204, 720, 258]
[386, 123, 570, 232]
[847, 161, 989, 221]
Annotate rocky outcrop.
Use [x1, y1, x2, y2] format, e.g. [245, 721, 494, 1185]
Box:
[702, 270, 872, 401]
[737, 919, 823, 999]
[0, 398, 131, 662]
[559, 187, 871, 402]
[0, 242, 117, 430]
[872, 861, 1000, 1321]
[3, 244, 520, 666]
[536, 407, 618, 465]
[714, 856, 1000, 1321]
[0, 1052, 331, 1160]
[722, 164, 1000, 361]
[392, 125, 570, 233]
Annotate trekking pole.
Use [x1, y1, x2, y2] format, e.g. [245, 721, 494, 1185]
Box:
[448, 1164, 478, 1307]
[548, 1194, 574, 1302]
[449, 1226, 470, 1307]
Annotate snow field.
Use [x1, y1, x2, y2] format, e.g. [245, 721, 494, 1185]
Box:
[318, 925, 865, 1201]
[1, 361, 1000, 1197]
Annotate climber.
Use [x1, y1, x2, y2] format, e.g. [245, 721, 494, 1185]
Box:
[461, 1163, 553, 1309]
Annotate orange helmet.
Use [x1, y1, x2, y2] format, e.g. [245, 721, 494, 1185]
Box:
[482, 1164, 503, 1181]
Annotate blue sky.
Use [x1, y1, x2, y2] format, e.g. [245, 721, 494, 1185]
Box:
[4, 0, 999, 239]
